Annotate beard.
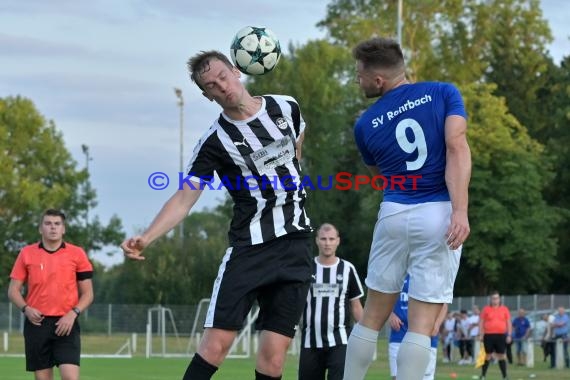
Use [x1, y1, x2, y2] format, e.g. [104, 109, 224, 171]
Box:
[365, 85, 385, 98]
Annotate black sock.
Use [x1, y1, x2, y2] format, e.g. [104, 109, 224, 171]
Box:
[183, 353, 218, 380]
[481, 360, 490, 376]
[255, 370, 281, 380]
[498, 359, 507, 378]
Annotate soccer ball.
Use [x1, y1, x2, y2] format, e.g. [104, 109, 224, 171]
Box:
[230, 26, 281, 75]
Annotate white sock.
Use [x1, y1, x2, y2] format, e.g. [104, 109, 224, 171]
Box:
[343, 323, 378, 380]
[395, 332, 431, 380]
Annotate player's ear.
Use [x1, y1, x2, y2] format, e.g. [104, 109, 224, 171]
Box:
[375, 76, 383, 89]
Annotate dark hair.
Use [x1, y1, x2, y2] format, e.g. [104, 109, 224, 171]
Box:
[352, 37, 405, 71]
[187, 50, 234, 91]
[41, 208, 66, 223]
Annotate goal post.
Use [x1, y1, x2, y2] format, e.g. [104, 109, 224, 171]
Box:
[146, 300, 300, 359]
[188, 298, 260, 358]
[146, 305, 185, 358]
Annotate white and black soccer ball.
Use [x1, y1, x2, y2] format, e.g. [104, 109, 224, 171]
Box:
[230, 26, 281, 75]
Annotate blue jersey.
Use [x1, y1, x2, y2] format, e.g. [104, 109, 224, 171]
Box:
[354, 82, 467, 204]
[390, 275, 438, 348]
[512, 316, 531, 339]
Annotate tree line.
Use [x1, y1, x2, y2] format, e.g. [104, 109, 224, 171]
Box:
[1, 0, 568, 304]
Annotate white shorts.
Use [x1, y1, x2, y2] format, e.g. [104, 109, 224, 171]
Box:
[366, 201, 461, 303]
[389, 342, 437, 380]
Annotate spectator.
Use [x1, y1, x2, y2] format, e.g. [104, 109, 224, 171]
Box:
[551, 306, 569, 368]
[442, 312, 457, 363]
[458, 310, 473, 364]
[512, 308, 531, 366]
[533, 313, 550, 362]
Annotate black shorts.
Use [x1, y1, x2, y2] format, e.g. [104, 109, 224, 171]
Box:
[205, 232, 312, 338]
[24, 317, 81, 371]
[298, 345, 347, 380]
[483, 333, 507, 355]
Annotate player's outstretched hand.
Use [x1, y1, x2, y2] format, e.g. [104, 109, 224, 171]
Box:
[121, 236, 148, 261]
[446, 210, 470, 250]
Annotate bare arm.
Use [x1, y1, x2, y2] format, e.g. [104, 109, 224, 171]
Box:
[8, 279, 44, 325]
[7, 279, 26, 311]
[350, 298, 364, 323]
[479, 313, 485, 339]
[366, 165, 380, 176]
[55, 278, 94, 337]
[445, 115, 471, 250]
[121, 182, 203, 259]
[507, 314, 513, 337]
[296, 131, 305, 161]
[76, 279, 94, 313]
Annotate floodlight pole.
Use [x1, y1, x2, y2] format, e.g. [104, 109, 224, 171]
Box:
[174, 88, 184, 244]
[81, 144, 92, 250]
[397, 0, 403, 47]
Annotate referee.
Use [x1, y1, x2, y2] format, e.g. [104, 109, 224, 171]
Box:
[299, 223, 364, 380]
[8, 209, 94, 380]
[122, 51, 313, 380]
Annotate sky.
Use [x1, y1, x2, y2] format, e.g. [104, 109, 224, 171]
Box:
[1, 0, 568, 268]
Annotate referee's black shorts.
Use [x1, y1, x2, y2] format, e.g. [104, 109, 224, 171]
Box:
[205, 231, 312, 338]
[24, 317, 81, 371]
[483, 333, 507, 355]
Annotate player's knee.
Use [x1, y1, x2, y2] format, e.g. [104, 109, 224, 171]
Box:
[198, 341, 232, 365]
[257, 350, 286, 375]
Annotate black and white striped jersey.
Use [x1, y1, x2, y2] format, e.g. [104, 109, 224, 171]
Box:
[186, 95, 311, 246]
[302, 257, 364, 348]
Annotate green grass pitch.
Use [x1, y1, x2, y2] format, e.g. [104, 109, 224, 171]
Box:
[1, 352, 567, 380]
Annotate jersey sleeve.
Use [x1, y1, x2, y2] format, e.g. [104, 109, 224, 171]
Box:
[347, 263, 364, 300]
[185, 130, 219, 183]
[354, 121, 375, 166]
[283, 95, 305, 142]
[9, 250, 27, 282]
[75, 247, 93, 281]
[443, 83, 467, 119]
[290, 97, 306, 142]
[505, 307, 511, 324]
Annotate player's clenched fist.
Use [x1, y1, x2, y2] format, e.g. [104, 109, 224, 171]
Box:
[121, 236, 148, 260]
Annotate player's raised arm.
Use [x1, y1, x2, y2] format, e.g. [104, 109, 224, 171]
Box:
[121, 180, 202, 260]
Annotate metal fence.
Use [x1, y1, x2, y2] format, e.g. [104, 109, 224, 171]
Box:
[450, 294, 570, 314]
[1, 294, 569, 335]
[0, 303, 201, 336]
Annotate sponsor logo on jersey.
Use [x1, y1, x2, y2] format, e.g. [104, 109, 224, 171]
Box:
[276, 117, 289, 130]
